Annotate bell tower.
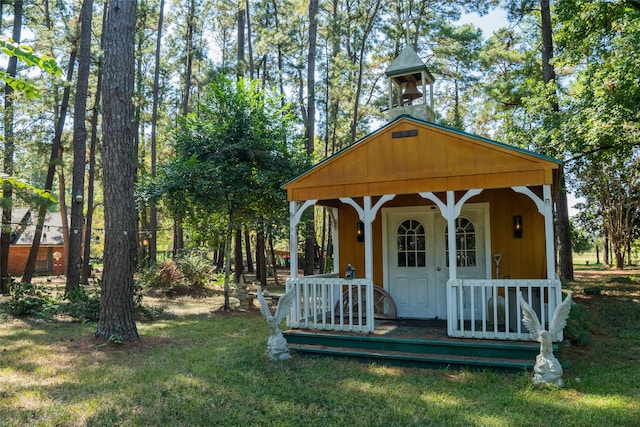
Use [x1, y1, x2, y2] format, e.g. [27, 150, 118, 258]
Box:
[384, 45, 435, 122]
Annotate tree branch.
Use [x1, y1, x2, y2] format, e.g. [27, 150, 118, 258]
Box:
[566, 141, 640, 164]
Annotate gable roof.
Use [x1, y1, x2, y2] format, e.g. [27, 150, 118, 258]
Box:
[11, 208, 66, 246]
[284, 116, 561, 201]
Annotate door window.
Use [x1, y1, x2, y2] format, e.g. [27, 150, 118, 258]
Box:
[445, 217, 476, 267]
[397, 219, 426, 267]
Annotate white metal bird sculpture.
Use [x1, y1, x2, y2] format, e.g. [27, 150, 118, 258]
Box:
[520, 292, 572, 386]
[257, 286, 296, 361]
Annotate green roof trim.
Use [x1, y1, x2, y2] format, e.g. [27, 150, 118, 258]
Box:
[282, 115, 562, 189]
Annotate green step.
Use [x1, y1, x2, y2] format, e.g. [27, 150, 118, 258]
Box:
[284, 330, 552, 371]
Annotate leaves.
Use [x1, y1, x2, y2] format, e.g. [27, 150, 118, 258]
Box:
[156, 74, 305, 232]
[0, 37, 61, 99]
[0, 174, 57, 204]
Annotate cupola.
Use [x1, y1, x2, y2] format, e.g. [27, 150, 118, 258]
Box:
[384, 45, 435, 122]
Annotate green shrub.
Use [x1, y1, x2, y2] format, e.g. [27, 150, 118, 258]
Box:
[584, 284, 605, 295]
[176, 248, 213, 288]
[136, 259, 185, 293]
[133, 281, 163, 319]
[136, 249, 213, 295]
[6, 281, 59, 318]
[63, 286, 101, 322]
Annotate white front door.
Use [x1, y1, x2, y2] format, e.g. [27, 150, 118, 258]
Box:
[383, 204, 491, 319]
[383, 208, 438, 318]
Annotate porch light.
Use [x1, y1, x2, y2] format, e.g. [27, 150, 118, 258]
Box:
[356, 221, 365, 242]
[513, 215, 523, 238]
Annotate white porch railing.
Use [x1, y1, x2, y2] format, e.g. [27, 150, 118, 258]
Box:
[447, 279, 563, 341]
[285, 275, 375, 333]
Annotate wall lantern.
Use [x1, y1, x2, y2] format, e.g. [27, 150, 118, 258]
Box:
[356, 221, 365, 242]
[513, 215, 523, 238]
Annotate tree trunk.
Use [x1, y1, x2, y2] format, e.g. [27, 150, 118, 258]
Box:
[58, 169, 70, 277]
[22, 52, 78, 284]
[245, 0, 254, 78]
[234, 227, 244, 283]
[268, 234, 279, 287]
[539, 0, 573, 280]
[96, 0, 139, 342]
[82, 5, 108, 285]
[302, 0, 319, 277]
[1, 0, 23, 293]
[223, 211, 234, 310]
[172, 0, 195, 256]
[256, 218, 267, 287]
[555, 173, 574, 280]
[149, 0, 165, 266]
[67, 0, 94, 293]
[604, 230, 610, 266]
[237, 7, 245, 78]
[245, 227, 254, 274]
[216, 241, 225, 270]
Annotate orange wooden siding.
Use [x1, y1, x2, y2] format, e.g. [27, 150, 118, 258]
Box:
[285, 119, 558, 201]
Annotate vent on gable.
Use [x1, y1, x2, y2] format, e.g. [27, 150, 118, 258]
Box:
[392, 129, 418, 139]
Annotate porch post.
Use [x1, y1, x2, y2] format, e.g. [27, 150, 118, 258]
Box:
[340, 195, 395, 330]
[512, 185, 556, 279]
[328, 207, 340, 274]
[446, 191, 458, 281]
[289, 200, 317, 279]
[542, 185, 555, 280]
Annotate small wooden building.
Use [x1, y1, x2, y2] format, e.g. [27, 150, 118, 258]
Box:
[7, 208, 67, 276]
[282, 47, 563, 346]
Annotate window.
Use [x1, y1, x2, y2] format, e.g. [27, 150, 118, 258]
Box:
[445, 217, 477, 267]
[35, 248, 51, 272]
[397, 219, 426, 267]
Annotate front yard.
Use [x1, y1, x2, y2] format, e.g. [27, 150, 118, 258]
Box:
[0, 268, 639, 426]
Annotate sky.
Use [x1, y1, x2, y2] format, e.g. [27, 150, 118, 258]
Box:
[457, 7, 509, 38]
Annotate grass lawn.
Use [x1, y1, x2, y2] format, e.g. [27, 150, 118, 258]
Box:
[1, 269, 639, 426]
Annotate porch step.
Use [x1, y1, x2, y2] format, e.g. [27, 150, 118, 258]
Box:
[285, 331, 543, 372]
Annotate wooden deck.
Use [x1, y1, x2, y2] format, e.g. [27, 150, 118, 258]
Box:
[284, 319, 548, 372]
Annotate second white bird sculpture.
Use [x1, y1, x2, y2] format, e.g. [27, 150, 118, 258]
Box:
[520, 292, 572, 386]
[257, 286, 296, 361]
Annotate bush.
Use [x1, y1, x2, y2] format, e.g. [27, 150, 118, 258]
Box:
[137, 248, 213, 295]
[584, 284, 605, 295]
[62, 286, 101, 322]
[175, 248, 213, 288]
[136, 260, 185, 293]
[6, 281, 59, 318]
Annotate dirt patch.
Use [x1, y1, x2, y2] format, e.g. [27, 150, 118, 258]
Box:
[62, 333, 180, 355]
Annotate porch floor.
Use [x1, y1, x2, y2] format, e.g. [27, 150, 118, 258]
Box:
[284, 319, 544, 372]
